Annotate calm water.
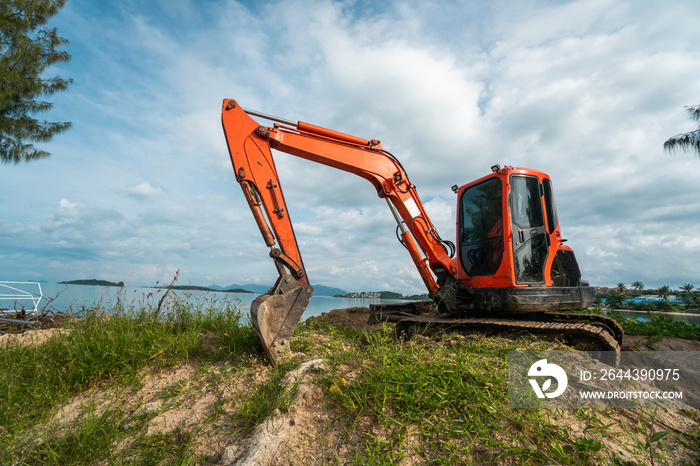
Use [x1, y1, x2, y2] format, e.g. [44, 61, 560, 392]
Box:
[2, 282, 400, 322]
[603, 309, 700, 326]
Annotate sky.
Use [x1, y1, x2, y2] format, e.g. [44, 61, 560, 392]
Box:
[1, 0, 699, 294]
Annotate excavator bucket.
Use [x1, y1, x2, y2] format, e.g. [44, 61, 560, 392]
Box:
[250, 274, 314, 364]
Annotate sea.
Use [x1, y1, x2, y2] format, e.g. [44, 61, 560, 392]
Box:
[1, 282, 402, 322]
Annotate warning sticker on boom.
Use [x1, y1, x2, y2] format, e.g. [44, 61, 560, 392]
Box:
[403, 198, 421, 219]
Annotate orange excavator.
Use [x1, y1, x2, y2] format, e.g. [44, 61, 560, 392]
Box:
[221, 99, 622, 364]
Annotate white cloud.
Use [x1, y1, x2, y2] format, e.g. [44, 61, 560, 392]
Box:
[59, 198, 81, 212]
[124, 182, 162, 199]
[586, 246, 618, 259]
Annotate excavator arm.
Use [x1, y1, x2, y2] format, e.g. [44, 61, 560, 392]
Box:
[221, 99, 457, 362]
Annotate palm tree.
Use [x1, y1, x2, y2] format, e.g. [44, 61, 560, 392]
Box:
[617, 283, 627, 294]
[664, 105, 700, 157]
[657, 285, 671, 302]
[632, 281, 645, 293]
[680, 283, 699, 309]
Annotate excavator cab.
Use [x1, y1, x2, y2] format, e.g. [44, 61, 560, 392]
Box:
[455, 165, 593, 313]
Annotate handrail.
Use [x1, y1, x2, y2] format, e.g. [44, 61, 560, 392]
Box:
[0, 281, 43, 325]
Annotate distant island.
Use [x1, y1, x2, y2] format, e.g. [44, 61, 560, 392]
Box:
[334, 291, 430, 300]
[59, 279, 126, 287]
[207, 283, 348, 297]
[152, 285, 255, 293]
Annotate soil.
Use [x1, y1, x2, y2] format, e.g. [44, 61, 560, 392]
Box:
[0, 327, 72, 348]
[7, 308, 700, 465]
[622, 334, 700, 351]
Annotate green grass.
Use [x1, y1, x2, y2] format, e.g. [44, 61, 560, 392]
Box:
[304, 326, 609, 465]
[610, 312, 700, 341]
[572, 308, 700, 341]
[27, 404, 197, 465]
[287, 321, 699, 465]
[27, 406, 123, 465]
[234, 359, 299, 428]
[129, 428, 196, 466]
[0, 296, 258, 464]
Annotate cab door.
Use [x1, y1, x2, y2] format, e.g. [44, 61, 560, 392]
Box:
[509, 175, 548, 284]
[458, 177, 504, 278]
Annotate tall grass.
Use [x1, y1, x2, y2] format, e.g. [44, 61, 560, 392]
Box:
[0, 296, 257, 455]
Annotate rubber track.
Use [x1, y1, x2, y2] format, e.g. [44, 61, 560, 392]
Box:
[544, 312, 624, 345]
[395, 316, 621, 365]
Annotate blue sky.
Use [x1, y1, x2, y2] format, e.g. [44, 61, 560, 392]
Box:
[1, 0, 699, 293]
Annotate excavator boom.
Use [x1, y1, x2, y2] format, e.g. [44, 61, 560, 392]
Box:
[222, 99, 458, 362]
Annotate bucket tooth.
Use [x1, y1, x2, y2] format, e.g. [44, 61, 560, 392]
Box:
[250, 274, 313, 364]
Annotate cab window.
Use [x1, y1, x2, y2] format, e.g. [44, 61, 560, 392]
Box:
[542, 178, 558, 234]
[510, 175, 548, 284]
[459, 178, 504, 277]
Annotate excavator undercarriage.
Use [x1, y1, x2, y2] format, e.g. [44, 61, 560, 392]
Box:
[369, 301, 622, 365]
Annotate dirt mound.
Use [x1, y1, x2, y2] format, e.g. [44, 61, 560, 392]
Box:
[13, 308, 700, 465]
[305, 306, 377, 332]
